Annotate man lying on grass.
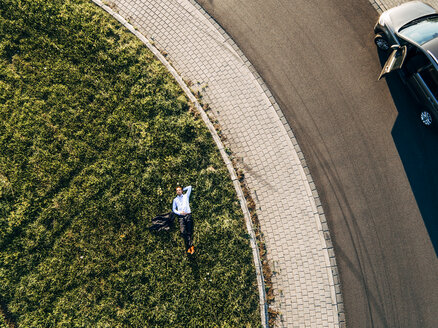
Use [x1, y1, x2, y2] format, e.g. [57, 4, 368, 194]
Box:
[173, 185, 195, 254]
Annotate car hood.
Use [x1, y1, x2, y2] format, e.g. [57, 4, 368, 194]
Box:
[387, 1, 436, 32]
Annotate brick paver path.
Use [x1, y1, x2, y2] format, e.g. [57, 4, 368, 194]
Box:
[92, 0, 438, 327]
[370, 0, 438, 12]
[95, 0, 347, 327]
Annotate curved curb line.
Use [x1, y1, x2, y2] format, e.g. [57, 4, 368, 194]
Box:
[91, 1, 269, 326]
[189, 0, 345, 326]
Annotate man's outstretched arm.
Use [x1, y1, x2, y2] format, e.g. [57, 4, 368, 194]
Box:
[183, 185, 192, 199]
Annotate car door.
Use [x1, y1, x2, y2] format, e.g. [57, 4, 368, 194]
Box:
[378, 45, 408, 80]
[412, 63, 438, 114]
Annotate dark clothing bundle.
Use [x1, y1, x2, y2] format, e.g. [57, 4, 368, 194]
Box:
[177, 213, 194, 250]
[149, 212, 194, 251]
[149, 212, 175, 232]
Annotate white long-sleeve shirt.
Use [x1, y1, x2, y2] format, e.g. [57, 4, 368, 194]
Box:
[172, 186, 192, 215]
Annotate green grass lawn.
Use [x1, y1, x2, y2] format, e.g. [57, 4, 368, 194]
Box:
[0, 0, 260, 326]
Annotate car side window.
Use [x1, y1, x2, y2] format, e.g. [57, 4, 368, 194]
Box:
[405, 49, 429, 74]
[419, 64, 438, 99]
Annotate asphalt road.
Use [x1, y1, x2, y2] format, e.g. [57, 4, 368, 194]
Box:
[196, 0, 438, 327]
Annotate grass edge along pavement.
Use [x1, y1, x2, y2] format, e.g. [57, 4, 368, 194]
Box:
[92, 1, 270, 326]
[0, 1, 260, 327]
[200, 101, 279, 327]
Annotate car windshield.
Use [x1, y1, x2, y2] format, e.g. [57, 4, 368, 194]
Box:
[399, 15, 438, 45]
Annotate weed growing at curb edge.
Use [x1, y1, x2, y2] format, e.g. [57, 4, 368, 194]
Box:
[237, 165, 280, 327]
[200, 102, 280, 327]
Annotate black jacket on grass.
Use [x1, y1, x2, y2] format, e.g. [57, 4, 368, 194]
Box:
[149, 212, 175, 232]
[149, 211, 193, 251]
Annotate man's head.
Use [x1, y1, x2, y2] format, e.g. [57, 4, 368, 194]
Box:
[176, 186, 183, 196]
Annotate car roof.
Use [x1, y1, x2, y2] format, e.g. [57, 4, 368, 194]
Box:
[422, 37, 438, 64]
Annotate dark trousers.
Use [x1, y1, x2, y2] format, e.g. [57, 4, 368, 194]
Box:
[178, 214, 193, 250]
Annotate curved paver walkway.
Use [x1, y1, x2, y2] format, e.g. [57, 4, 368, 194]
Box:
[93, 0, 343, 327]
[370, 0, 438, 13]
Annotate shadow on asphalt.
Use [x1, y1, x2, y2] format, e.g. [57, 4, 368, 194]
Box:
[377, 51, 438, 255]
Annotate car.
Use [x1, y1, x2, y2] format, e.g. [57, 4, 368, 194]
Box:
[374, 1, 438, 127]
